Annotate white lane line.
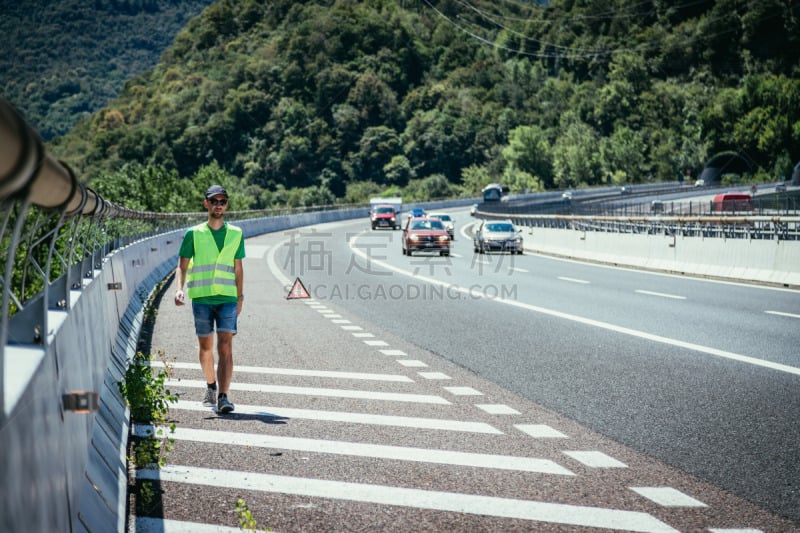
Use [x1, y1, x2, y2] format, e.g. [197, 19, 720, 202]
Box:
[379, 349, 407, 356]
[349, 233, 800, 377]
[364, 339, 389, 346]
[135, 517, 241, 533]
[512, 267, 529, 273]
[171, 379, 450, 404]
[419, 372, 451, 380]
[765, 310, 800, 319]
[396, 359, 428, 367]
[558, 276, 590, 284]
[352, 332, 375, 338]
[515, 424, 569, 438]
[174, 400, 502, 434]
[563, 451, 627, 468]
[476, 404, 521, 415]
[133, 426, 572, 475]
[152, 362, 411, 382]
[443, 386, 483, 396]
[635, 290, 686, 300]
[341, 325, 363, 331]
[332, 319, 352, 324]
[139, 466, 678, 532]
[322, 313, 342, 318]
[630, 487, 707, 508]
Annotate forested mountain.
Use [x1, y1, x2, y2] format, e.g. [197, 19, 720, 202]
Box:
[44, 0, 800, 211]
[0, 0, 215, 140]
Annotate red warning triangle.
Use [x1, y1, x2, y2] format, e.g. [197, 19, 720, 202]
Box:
[286, 277, 310, 299]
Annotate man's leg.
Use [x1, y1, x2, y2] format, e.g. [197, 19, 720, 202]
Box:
[216, 332, 233, 395]
[192, 303, 218, 406]
[198, 335, 216, 384]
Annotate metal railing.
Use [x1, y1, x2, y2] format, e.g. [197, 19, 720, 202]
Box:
[578, 197, 800, 217]
[471, 208, 800, 241]
[475, 193, 800, 241]
[492, 214, 800, 241]
[1, 100, 208, 350]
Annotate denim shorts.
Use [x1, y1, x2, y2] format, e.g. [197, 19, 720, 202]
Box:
[191, 302, 238, 337]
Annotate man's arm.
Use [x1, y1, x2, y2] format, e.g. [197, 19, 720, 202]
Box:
[174, 256, 191, 306]
[234, 258, 243, 315]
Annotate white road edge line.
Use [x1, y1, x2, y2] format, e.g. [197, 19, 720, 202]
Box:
[765, 310, 800, 319]
[635, 290, 686, 300]
[348, 233, 800, 377]
[138, 465, 678, 532]
[558, 276, 590, 284]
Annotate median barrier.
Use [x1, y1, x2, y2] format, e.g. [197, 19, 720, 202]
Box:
[524, 226, 800, 287]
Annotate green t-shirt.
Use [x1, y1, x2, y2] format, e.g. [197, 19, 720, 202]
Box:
[179, 222, 245, 304]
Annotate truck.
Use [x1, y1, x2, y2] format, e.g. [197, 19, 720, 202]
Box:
[369, 197, 402, 230]
[711, 192, 752, 213]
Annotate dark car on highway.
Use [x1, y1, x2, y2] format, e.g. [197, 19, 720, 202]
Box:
[402, 217, 451, 256]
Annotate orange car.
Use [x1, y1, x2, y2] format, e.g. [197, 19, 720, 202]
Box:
[401, 217, 451, 256]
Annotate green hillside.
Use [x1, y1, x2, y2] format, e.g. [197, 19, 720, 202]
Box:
[0, 0, 216, 140]
[47, 0, 800, 211]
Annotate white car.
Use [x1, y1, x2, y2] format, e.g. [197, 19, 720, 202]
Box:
[427, 212, 455, 238]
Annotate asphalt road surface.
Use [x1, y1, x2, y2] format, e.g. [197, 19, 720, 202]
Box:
[132, 210, 799, 532]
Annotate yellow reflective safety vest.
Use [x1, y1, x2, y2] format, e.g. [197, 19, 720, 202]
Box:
[186, 222, 242, 299]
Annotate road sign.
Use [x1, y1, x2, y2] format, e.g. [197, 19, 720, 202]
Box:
[286, 277, 310, 299]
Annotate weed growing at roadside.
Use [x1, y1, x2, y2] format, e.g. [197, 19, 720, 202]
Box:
[119, 349, 177, 425]
[236, 498, 271, 532]
[119, 348, 178, 511]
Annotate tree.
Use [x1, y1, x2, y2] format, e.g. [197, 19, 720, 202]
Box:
[552, 115, 601, 188]
[383, 155, 414, 186]
[502, 125, 554, 189]
[347, 72, 399, 129]
[348, 126, 401, 184]
[598, 126, 647, 183]
[460, 165, 493, 196]
[191, 161, 257, 211]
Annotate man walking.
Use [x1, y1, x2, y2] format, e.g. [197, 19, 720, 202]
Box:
[174, 185, 245, 414]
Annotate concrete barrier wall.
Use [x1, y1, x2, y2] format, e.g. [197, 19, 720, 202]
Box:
[0, 228, 182, 532]
[525, 226, 800, 287]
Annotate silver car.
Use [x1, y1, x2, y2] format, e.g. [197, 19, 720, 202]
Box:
[428, 212, 455, 238]
[473, 219, 523, 254]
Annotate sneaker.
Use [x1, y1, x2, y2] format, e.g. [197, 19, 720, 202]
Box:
[217, 394, 235, 414]
[202, 387, 216, 407]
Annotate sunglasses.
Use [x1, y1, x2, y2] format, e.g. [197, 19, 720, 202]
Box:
[208, 198, 228, 206]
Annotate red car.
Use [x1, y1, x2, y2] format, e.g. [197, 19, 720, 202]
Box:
[402, 217, 451, 256]
[370, 204, 399, 230]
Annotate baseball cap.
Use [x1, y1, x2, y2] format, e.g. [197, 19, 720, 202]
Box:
[205, 185, 228, 199]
